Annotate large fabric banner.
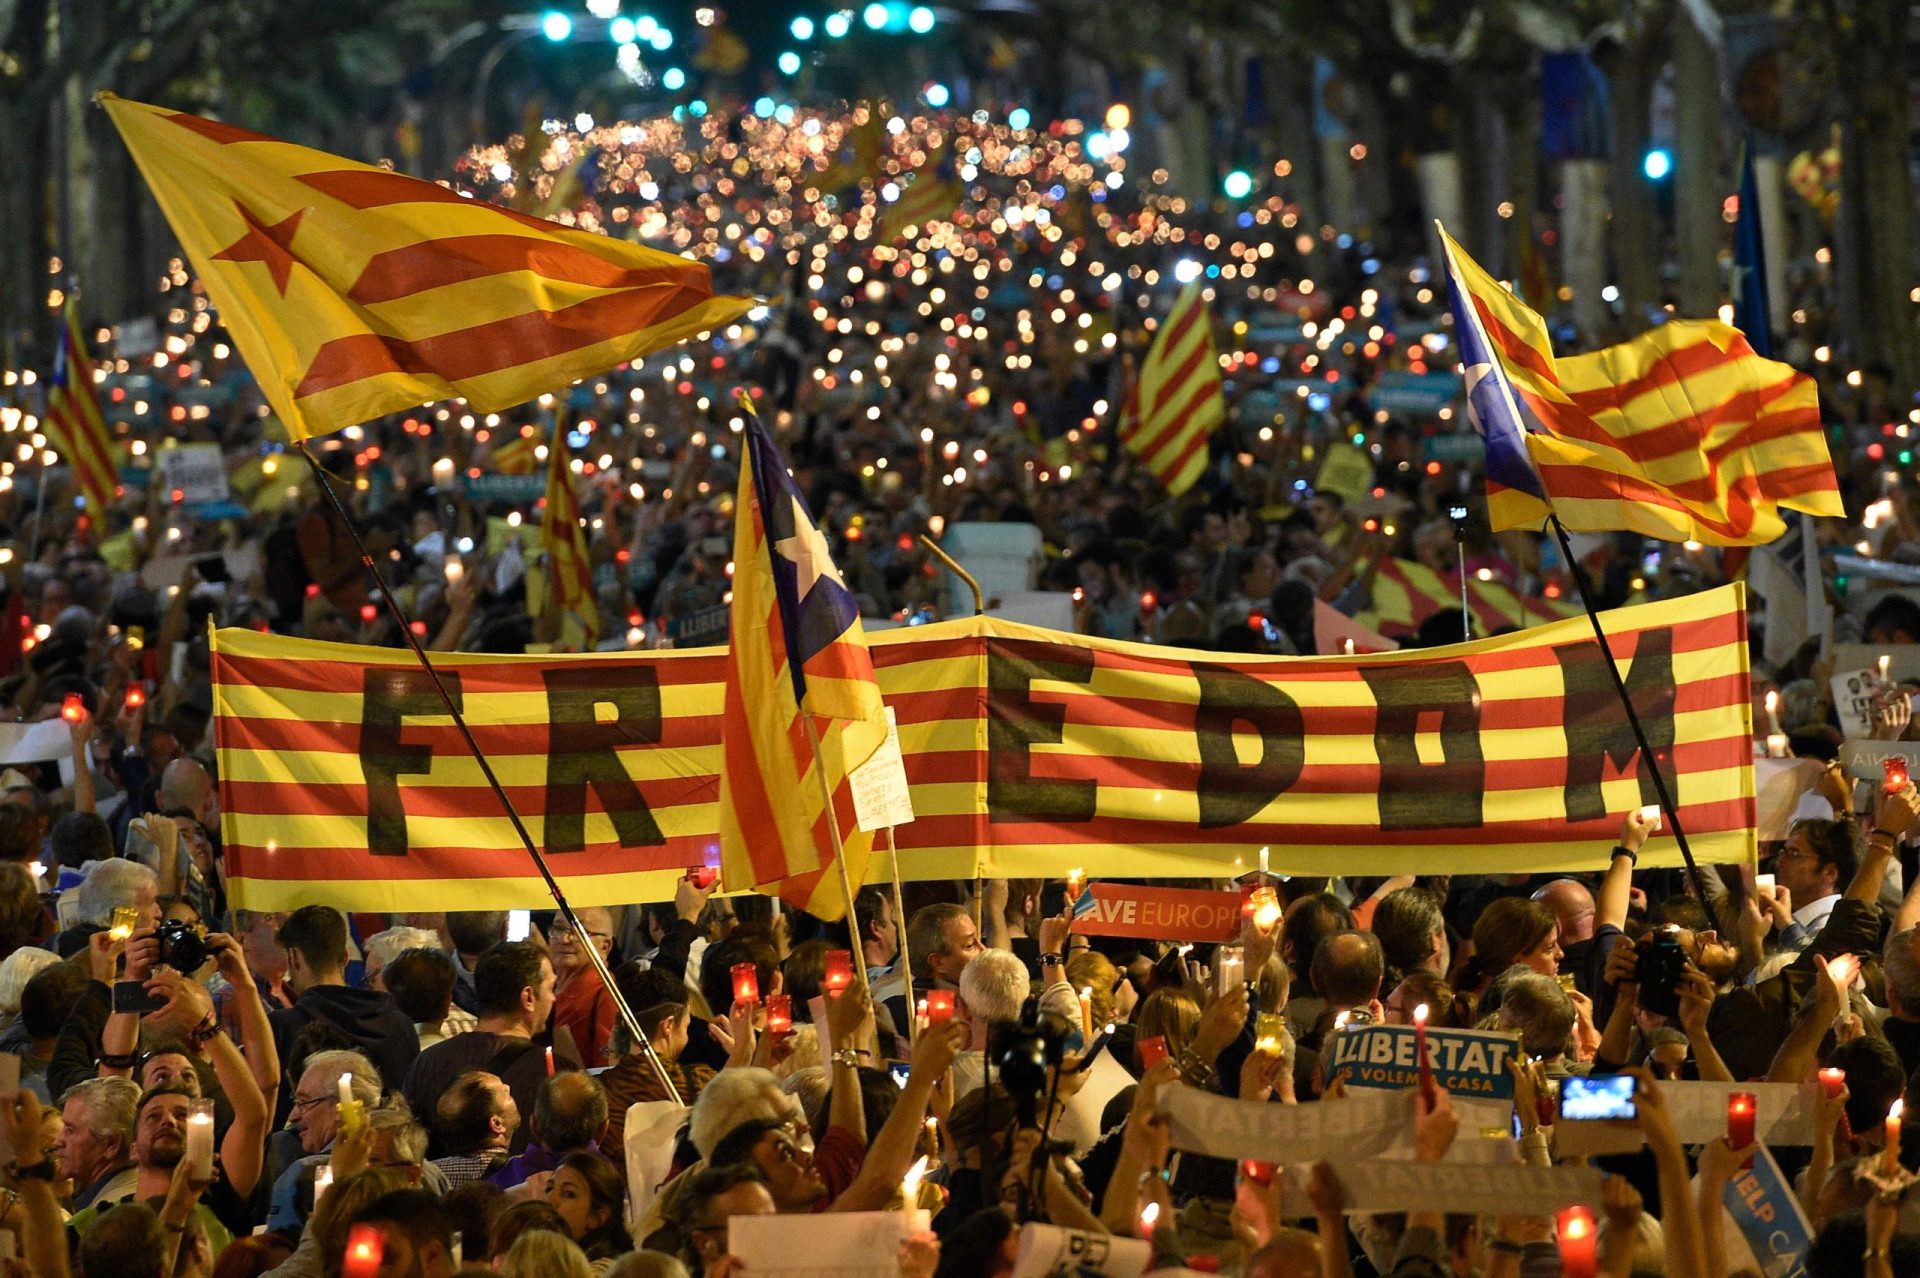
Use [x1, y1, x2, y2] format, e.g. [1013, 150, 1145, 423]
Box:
[212, 585, 1754, 910]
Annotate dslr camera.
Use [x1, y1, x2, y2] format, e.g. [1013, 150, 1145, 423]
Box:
[1634, 931, 1688, 1018]
[154, 918, 209, 973]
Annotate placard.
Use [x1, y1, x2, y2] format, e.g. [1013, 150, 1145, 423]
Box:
[1829, 667, 1880, 740]
[852, 707, 915, 832]
[158, 442, 232, 507]
[1720, 1143, 1813, 1278]
[1657, 1081, 1817, 1146]
[1158, 1081, 1415, 1163]
[1838, 739, 1920, 784]
[1068, 884, 1244, 942]
[1280, 1159, 1601, 1218]
[1320, 1024, 1521, 1100]
[1011, 1224, 1149, 1278]
[730, 1211, 909, 1278]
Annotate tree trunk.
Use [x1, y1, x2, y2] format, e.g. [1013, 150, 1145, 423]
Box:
[1561, 158, 1611, 343]
[1671, 13, 1721, 319]
[1834, 0, 1918, 393]
[1601, 30, 1665, 331]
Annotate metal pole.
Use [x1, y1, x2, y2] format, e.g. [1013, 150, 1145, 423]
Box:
[1547, 513, 1710, 904]
[918, 534, 982, 615]
[885, 826, 912, 1047]
[297, 444, 681, 1104]
[1455, 537, 1471, 643]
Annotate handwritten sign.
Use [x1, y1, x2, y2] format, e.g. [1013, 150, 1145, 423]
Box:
[1321, 1024, 1519, 1099]
[1068, 883, 1243, 942]
[852, 707, 915, 832]
[1011, 1225, 1150, 1278]
[158, 442, 231, 508]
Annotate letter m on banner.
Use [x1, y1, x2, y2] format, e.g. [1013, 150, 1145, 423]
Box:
[1554, 627, 1676, 823]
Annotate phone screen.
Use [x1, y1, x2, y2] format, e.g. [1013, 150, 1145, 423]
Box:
[887, 1062, 911, 1089]
[1558, 1074, 1638, 1121]
[506, 910, 531, 943]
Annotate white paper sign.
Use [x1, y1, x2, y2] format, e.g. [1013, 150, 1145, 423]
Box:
[1279, 1159, 1601, 1217]
[622, 1100, 689, 1227]
[1657, 1081, 1817, 1146]
[1011, 1224, 1150, 1278]
[731, 1210, 909, 1278]
[0, 720, 72, 769]
[1830, 668, 1880, 740]
[852, 706, 914, 832]
[1159, 1082, 1415, 1163]
[158, 442, 231, 507]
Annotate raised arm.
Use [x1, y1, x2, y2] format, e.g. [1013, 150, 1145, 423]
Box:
[1848, 783, 1918, 906]
[832, 1021, 963, 1213]
[145, 968, 270, 1198]
[1599, 809, 1654, 930]
[206, 931, 282, 1101]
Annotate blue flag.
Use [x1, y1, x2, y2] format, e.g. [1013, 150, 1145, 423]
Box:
[1734, 143, 1774, 358]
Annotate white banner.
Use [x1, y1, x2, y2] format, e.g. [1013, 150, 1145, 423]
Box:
[731, 1212, 911, 1278]
[1281, 1159, 1602, 1217]
[1658, 1081, 1817, 1147]
[1159, 1083, 1415, 1163]
[1011, 1224, 1150, 1278]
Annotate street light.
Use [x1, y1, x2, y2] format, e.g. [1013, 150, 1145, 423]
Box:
[908, 5, 935, 32]
[791, 15, 815, 39]
[1223, 169, 1253, 199]
[541, 10, 573, 41]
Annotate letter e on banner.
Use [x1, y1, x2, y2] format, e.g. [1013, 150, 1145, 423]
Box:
[988, 641, 1096, 823]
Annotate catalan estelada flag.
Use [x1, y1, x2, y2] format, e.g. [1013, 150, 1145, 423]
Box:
[877, 152, 963, 241]
[1439, 225, 1841, 546]
[100, 94, 753, 442]
[1118, 281, 1225, 496]
[538, 423, 598, 649]
[44, 303, 117, 518]
[489, 428, 540, 475]
[815, 109, 884, 195]
[718, 404, 888, 919]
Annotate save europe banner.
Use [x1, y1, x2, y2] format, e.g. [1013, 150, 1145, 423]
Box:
[211, 584, 1755, 910]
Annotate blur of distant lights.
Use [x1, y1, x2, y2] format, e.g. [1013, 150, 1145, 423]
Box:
[790, 15, 814, 39]
[863, 2, 888, 28]
[1222, 169, 1253, 199]
[924, 82, 950, 108]
[1643, 148, 1672, 181]
[540, 11, 573, 41]
[689, 99, 708, 117]
[823, 11, 851, 37]
[908, 5, 935, 32]
[778, 50, 801, 74]
[661, 66, 686, 90]
[1007, 107, 1030, 130]
[634, 14, 657, 37]
[609, 15, 635, 41]
[1173, 259, 1203, 284]
[574, 112, 594, 132]
[586, 0, 620, 16]
[753, 96, 776, 117]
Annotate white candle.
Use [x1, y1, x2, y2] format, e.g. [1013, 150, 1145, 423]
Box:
[1880, 654, 1892, 683]
[1343, 638, 1355, 656]
[901, 1154, 930, 1232]
[313, 1164, 333, 1205]
[1765, 733, 1788, 758]
[1258, 845, 1270, 877]
[185, 1101, 214, 1180]
[337, 1072, 353, 1106]
[1755, 873, 1775, 896]
[1216, 945, 1245, 997]
[1638, 805, 1661, 830]
[1764, 690, 1783, 737]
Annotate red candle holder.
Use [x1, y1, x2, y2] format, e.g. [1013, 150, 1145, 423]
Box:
[1240, 1159, 1276, 1186]
[925, 989, 955, 1028]
[1819, 1067, 1853, 1143]
[1555, 1206, 1596, 1278]
[823, 949, 854, 995]
[731, 962, 760, 1005]
[1728, 1091, 1757, 1167]
[1138, 1035, 1169, 1070]
[765, 993, 792, 1036]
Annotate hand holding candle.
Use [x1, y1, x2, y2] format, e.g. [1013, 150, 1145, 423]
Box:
[823, 949, 853, 996]
[1248, 886, 1281, 934]
[185, 1098, 215, 1180]
[1412, 1003, 1435, 1104]
[900, 1154, 931, 1233]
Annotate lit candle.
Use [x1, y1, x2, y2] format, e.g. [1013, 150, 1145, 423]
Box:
[1755, 873, 1775, 896]
[1333, 1010, 1351, 1032]
[1248, 886, 1281, 934]
[1066, 867, 1086, 900]
[1829, 953, 1859, 989]
[1765, 690, 1783, 737]
[1138, 1200, 1160, 1241]
[1727, 1091, 1756, 1166]
[544, 1046, 555, 1076]
[1765, 732, 1788, 758]
[337, 1072, 364, 1138]
[1215, 944, 1245, 996]
[1879, 654, 1892, 684]
[914, 998, 929, 1037]
[312, 1164, 333, 1205]
[823, 949, 853, 995]
[1077, 986, 1094, 1040]
[1258, 845, 1270, 878]
[1255, 1011, 1285, 1054]
[343, 1224, 385, 1278]
[1883, 1098, 1903, 1175]
[1412, 1003, 1435, 1103]
[1819, 1066, 1854, 1143]
[443, 554, 463, 586]
[925, 989, 955, 1029]
[1637, 804, 1661, 829]
[900, 1154, 931, 1233]
[1556, 1206, 1597, 1278]
[765, 993, 792, 1036]
[185, 1099, 214, 1180]
[731, 962, 761, 1005]
[1343, 638, 1355, 656]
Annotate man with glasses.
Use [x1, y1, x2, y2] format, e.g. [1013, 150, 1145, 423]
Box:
[264, 1049, 381, 1230]
[670, 1162, 776, 1278]
[548, 906, 617, 1068]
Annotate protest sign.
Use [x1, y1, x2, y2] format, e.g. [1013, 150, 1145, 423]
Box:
[1068, 884, 1243, 942]
[1720, 1143, 1813, 1278]
[158, 442, 232, 507]
[212, 586, 1756, 910]
[1281, 1160, 1602, 1218]
[1320, 1024, 1520, 1100]
[1838, 740, 1920, 785]
[731, 1212, 910, 1278]
[1832, 643, 1920, 686]
[1658, 1082, 1817, 1147]
[1011, 1225, 1149, 1278]
[1313, 442, 1374, 504]
[0, 721, 75, 770]
[1158, 1081, 1415, 1163]
[852, 707, 915, 832]
[1829, 667, 1880, 739]
[464, 473, 545, 503]
[1368, 369, 1462, 416]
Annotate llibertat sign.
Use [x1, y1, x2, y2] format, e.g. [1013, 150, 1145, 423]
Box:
[212, 586, 1756, 910]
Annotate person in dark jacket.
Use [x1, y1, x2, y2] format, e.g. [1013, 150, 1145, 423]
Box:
[266, 905, 419, 1119]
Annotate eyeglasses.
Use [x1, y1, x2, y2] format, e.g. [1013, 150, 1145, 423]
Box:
[289, 1094, 337, 1113]
[551, 925, 610, 943]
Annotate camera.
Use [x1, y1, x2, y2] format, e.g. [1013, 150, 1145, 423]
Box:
[1634, 932, 1688, 1018]
[990, 998, 1071, 1127]
[155, 919, 209, 973]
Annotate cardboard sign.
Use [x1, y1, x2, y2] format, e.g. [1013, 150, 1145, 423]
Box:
[852, 706, 915, 832]
[1011, 1225, 1149, 1278]
[158, 442, 231, 507]
[1719, 1143, 1813, 1278]
[1658, 1081, 1817, 1147]
[1067, 883, 1243, 942]
[1838, 739, 1920, 784]
[1321, 1024, 1520, 1100]
[1829, 667, 1880, 740]
[1159, 1081, 1415, 1163]
[731, 1212, 910, 1278]
[1313, 442, 1375, 504]
[1281, 1159, 1601, 1218]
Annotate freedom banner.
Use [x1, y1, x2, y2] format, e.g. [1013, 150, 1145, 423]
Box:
[1320, 1024, 1521, 1100]
[212, 585, 1755, 910]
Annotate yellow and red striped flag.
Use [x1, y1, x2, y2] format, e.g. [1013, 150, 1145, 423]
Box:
[490, 428, 540, 475]
[718, 405, 888, 919]
[1440, 226, 1841, 546]
[1118, 281, 1225, 496]
[538, 423, 598, 649]
[44, 303, 118, 518]
[877, 152, 963, 242]
[815, 109, 884, 195]
[100, 94, 753, 442]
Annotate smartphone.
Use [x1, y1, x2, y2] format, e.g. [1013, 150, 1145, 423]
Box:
[506, 910, 531, 943]
[1558, 1074, 1638, 1122]
[112, 979, 167, 1015]
[888, 1061, 911, 1089]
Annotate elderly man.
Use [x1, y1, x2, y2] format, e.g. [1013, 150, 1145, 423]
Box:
[547, 906, 617, 1068]
[430, 1069, 520, 1187]
[65, 1084, 253, 1249]
[53, 858, 159, 957]
[59, 1077, 142, 1211]
[264, 1049, 382, 1230]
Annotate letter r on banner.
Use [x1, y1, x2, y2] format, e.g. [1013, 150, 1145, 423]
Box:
[542, 666, 665, 851]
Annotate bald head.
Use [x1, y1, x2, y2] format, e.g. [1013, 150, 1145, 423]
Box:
[1531, 879, 1595, 945]
[531, 1068, 609, 1153]
[158, 758, 214, 824]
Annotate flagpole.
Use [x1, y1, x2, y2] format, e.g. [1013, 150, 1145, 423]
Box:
[885, 826, 914, 1047]
[1546, 512, 1711, 904]
[296, 443, 682, 1105]
[798, 713, 875, 1003]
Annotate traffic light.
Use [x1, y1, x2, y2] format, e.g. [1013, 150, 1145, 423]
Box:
[1643, 148, 1672, 181]
[540, 10, 573, 41]
[1222, 170, 1253, 199]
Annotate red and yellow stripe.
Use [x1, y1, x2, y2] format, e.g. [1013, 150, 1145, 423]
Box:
[44, 304, 117, 518]
[538, 425, 598, 648]
[212, 585, 1754, 912]
[1119, 282, 1224, 496]
[877, 154, 963, 241]
[1359, 558, 1580, 643]
[101, 94, 753, 442]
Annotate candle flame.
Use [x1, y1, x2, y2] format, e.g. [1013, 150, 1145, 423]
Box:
[1765, 690, 1777, 711]
[1892, 1098, 1905, 1122]
[902, 1154, 929, 1198]
[1562, 1212, 1591, 1241]
[1412, 1003, 1429, 1025]
[1139, 1201, 1160, 1232]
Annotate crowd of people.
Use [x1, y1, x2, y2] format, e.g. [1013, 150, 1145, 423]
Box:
[0, 95, 1914, 1277]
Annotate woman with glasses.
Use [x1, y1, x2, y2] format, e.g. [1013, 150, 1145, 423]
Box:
[549, 907, 619, 1068]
